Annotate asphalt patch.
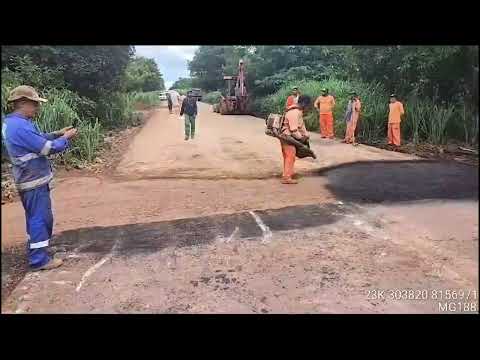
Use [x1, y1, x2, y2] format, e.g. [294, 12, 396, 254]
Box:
[317, 160, 478, 203]
[255, 203, 343, 231]
[50, 203, 347, 258]
[1, 246, 28, 303]
[54, 211, 263, 257]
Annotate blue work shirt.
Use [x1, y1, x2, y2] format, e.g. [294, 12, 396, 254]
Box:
[2, 112, 69, 192]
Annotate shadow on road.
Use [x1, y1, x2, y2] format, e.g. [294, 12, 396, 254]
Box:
[315, 160, 478, 203]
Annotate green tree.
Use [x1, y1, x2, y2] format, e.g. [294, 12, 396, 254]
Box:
[123, 56, 165, 92]
[188, 46, 228, 91]
[170, 77, 193, 90]
[1, 45, 134, 99]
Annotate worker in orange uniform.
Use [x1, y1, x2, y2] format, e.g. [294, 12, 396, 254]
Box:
[387, 94, 405, 146]
[285, 87, 300, 109]
[314, 88, 335, 139]
[280, 95, 312, 184]
[344, 92, 361, 145]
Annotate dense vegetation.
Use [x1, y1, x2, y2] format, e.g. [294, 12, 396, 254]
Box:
[170, 77, 194, 94]
[2, 46, 165, 166]
[123, 56, 165, 93]
[189, 46, 479, 146]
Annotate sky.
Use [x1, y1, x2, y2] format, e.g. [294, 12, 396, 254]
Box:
[134, 46, 199, 89]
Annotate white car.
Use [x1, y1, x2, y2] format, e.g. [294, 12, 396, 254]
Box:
[159, 91, 168, 101]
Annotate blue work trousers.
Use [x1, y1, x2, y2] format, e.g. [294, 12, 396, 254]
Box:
[20, 184, 53, 268]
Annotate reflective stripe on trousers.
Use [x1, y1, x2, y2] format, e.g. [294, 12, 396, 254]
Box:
[20, 184, 53, 268]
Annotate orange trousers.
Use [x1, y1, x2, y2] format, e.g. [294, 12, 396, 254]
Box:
[388, 123, 401, 146]
[344, 118, 358, 143]
[319, 113, 334, 138]
[280, 141, 296, 179]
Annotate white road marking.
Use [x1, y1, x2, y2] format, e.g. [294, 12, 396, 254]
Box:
[226, 226, 239, 243]
[52, 280, 72, 286]
[75, 239, 120, 292]
[249, 211, 272, 243]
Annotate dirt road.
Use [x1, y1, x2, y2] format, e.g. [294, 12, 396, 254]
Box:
[2, 103, 478, 313]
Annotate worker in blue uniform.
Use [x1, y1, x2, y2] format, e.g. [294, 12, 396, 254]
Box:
[2, 85, 78, 271]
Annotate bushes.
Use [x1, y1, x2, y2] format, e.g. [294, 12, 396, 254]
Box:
[2, 47, 166, 169]
[96, 92, 135, 129]
[203, 91, 222, 104]
[132, 91, 162, 108]
[34, 89, 103, 165]
[402, 95, 457, 145]
[255, 78, 385, 136]
[1, 86, 104, 166]
[253, 78, 470, 145]
[73, 119, 102, 163]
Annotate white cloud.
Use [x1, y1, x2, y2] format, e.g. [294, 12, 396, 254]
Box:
[134, 46, 198, 87]
[164, 46, 198, 60]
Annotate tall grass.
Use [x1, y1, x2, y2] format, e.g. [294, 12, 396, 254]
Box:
[1, 88, 103, 166]
[96, 92, 135, 129]
[404, 94, 457, 145]
[259, 78, 388, 138]
[203, 91, 222, 104]
[460, 102, 479, 146]
[74, 119, 102, 162]
[36, 89, 80, 133]
[255, 78, 468, 145]
[2, 77, 163, 167]
[35, 89, 103, 165]
[132, 91, 162, 108]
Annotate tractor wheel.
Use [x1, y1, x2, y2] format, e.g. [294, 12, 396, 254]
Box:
[220, 101, 228, 115]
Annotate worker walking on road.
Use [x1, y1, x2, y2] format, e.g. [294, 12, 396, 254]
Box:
[343, 92, 361, 145]
[314, 88, 336, 139]
[166, 92, 173, 114]
[286, 87, 301, 109]
[387, 94, 405, 147]
[168, 90, 181, 115]
[280, 95, 312, 184]
[180, 90, 198, 141]
[2, 86, 78, 271]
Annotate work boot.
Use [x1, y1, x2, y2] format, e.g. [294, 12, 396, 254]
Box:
[32, 258, 63, 272]
[281, 177, 298, 185]
[185, 136, 189, 141]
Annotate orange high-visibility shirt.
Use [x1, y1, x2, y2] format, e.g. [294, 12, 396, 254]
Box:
[282, 108, 308, 138]
[388, 101, 405, 124]
[315, 95, 335, 114]
[286, 95, 299, 109]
